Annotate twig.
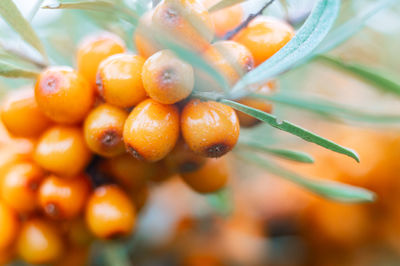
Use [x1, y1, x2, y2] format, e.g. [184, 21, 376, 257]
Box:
[0, 41, 47, 69]
[223, 0, 275, 40]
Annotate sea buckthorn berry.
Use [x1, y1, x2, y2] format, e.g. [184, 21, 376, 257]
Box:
[165, 139, 206, 174]
[1, 88, 51, 138]
[55, 247, 89, 266]
[181, 158, 229, 193]
[134, 11, 162, 58]
[63, 219, 93, 247]
[0, 162, 44, 213]
[0, 247, 15, 265]
[233, 16, 295, 66]
[84, 104, 128, 157]
[0, 201, 19, 250]
[131, 185, 149, 212]
[181, 99, 240, 157]
[39, 174, 91, 220]
[142, 50, 194, 104]
[236, 81, 276, 127]
[35, 66, 94, 124]
[34, 126, 92, 177]
[123, 99, 180, 162]
[85, 185, 136, 239]
[96, 53, 146, 108]
[203, 40, 254, 85]
[203, 0, 243, 36]
[17, 218, 64, 264]
[152, 0, 214, 52]
[77, 33, 126, 86]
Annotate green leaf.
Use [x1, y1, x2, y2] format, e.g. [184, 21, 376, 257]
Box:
[0, 61, 39, 78]
[208, 0, 247, 12]
[238, 151, 375, 203]
[250, 92, 400, 124]
[0, 0, 48, 60]
[317, 55, 400, 97]
[221, 99, 360, 162]
[206, 189, 233, 216]
[28, 0, 45, 21]
[230, 0, 340, 98]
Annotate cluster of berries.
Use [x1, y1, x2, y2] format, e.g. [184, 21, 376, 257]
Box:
[0, 0, 293, 264]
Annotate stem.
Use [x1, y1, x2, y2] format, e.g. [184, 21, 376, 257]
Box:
[223, 0, 276, 40]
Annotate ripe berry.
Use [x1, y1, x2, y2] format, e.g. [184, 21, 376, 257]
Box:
[55, 247, 89, 266]
[17, 218, 64, 264]
[84, 104, 128, 157]
[165, 139, 206, 174]
[131, 185, 149, 212]
[134, 10, 162, 58]
[63, 218, 93, 247]
[34, 125, 92, 177]
[0, 200, 19, 250]
[142, 50, 194, 104]
[1, 88, 51, 138]
[77, 33, 126, 86]
[233, 16, 295, 66]
[0, 161, 44, 213]
[152, 0, 214, 52]
[39, 174, 91, 220]
[181, 99, 239, 157]
[181, 157, 229, 193]
[203, 0, 243, 36]
[85, 185, 136, 239]
[97, 53, 146, 108]
[35, 66, 94, 124]
[123, 99, 180, 162]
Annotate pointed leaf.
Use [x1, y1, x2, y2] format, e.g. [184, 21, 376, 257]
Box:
[0, 61, 39, 78]
[209, 0, 247, 12]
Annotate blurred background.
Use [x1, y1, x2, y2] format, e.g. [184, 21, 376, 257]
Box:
[2, 0, 400, 265]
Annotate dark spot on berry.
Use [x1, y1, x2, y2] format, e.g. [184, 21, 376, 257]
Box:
[205, 143, 230, 158]
[96, 73, 104, 97]
[45, 203, 60, 219]
[99, 129, 121, 149]
[28, 180, 40, 191]
[180, 161, 202, 173]
[126, 145, 143, 160]
[41, 75, 60, 94]
[105, 230, 126, 240]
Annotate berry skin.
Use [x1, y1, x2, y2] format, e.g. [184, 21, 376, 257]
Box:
[181, 99, 240, 157]
[181, 157, 229, 193]
[0, 200, 20, 250]
[35, 66, 94, 124]
[84, 104, 128, 157]
[142, 50, 194, 104]
[123, 99, 180, 162]
[85, 185, 136, 239]
[34, 126, 92, 177]
[152, 0, 214, 52]
[63, 218, 93, 247]
[97, 53, 147, 108]
[203, 0, 243, 36]
[134, 10, 162, 58]
[1, 88, 51, 138]
[17, 218, 64, 264]
[39, 174, 91, 220]
[77, 33, 126, 86]
[131, 185, 149, 212]
[165, 139, 206, 174]
[0, 162, 44, 213]
[233, 16, 295, 66]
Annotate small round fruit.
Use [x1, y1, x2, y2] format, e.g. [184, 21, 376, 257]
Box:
[0, 162, 44, 213]
[123, 99, 180, 162]
[39, 174, 91, 220]
[63, 218, 93, 247]
[1, 88, 51, 138]
[34, 126, 92, 177]
[0, 201, 19, 250]
[35, 66, 94, 124]
[203, 0, 243, 36]
[181, 158, 229, 193]
[97, 53, 146, 108]
[17, 218, 64, 264]
[233, 16, 295, 66]
[85, 185, 136, 239]
[77, 33, 126, 86]
[181, 99, 239, 157]
[142, 50, 194, 104]
[84, 104, 128, 157]
[152, 0, 214, 52]
[131, 185, 149, 212]
[165, 139, 206, 174]
[134, 10, 162, 58]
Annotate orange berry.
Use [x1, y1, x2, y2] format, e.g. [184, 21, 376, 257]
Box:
[55, 247, 89, 266]
[181, 157, 228, 193]
[39, 174, 91, 220]
[142, 50, 194, 104]
[165, 139, 206, 174]
[35, 66, 94, 124]
[123, 99, 180, 162]
[0, 161, 44, 213]
[85, 185, 136, 239]
[181, 99, 239, 157]
[77, 33, 126, 86]
[0, 247, 15, 265]
[17, 218, 64, 264]
[134, 10, 162, 58]
[0, 201, 19, 250]
[63, 218, 93, 247]
[152, 0, 214, 52]
[203, 0, 243, 36]
[131, 185, 149, 212]
[233, 16, 295, 66]
[97, 53, 147, 108]
[1, 88, 51, 138]
[84, 104, 128, 157]
[34, 126, 92, 177]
